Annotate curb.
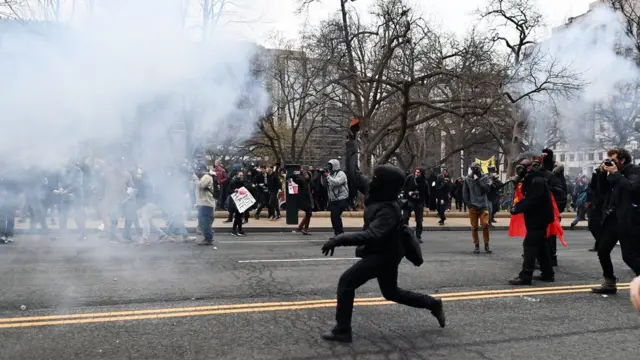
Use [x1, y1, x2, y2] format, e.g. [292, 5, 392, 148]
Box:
[13, 226, 589, 235]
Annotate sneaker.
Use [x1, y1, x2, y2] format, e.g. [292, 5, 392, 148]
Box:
[474, 245, 480, 254]
[237, 232, 247, 237]
[5, 237, 14, 243]
[417, 237, 423, 244]
[321, 328, 352, 343]
[197, 240, 213, 246]
[231, 231, 238, 236]
[484, 244, 492, 254]
[223, 219, 232, 223]
[591, 278, 617, 294]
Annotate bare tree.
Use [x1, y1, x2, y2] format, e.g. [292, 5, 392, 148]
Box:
[244, 41, 337, 164]
[607, 0, 640, 62]
[479, 0, 582, 175]
[593, 84, 640, 148]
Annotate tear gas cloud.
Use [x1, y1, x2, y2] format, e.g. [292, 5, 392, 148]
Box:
[516, 5, 639, 151]
[0, 0, 270, 171]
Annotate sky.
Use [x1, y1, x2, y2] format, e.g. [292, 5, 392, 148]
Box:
[14, 0, 599, 46]
[229, 0, 599, 47]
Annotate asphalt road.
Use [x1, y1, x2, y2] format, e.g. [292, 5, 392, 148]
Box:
[0, 230, 639, 360]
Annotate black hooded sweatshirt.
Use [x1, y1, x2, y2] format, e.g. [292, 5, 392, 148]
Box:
[511, 170, 554, 230]
[332, 165, 405, 260]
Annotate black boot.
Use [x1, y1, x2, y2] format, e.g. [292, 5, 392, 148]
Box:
[533, 274, 555, 282]
[474, 244, 480, 254]
[484, 243, 492, 254]
[321, 328, 352, 343]
[430, 299, 446, 328]
[508, 277, 532, 286]
[591, 278, 617, 294]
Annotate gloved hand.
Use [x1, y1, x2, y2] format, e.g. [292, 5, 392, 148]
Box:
[509, 206, 518, 215]
[321, 238, 338, 256]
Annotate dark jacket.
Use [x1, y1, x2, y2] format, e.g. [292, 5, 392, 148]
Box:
[539, 168, 567, 213]
[511, 171, 554, 230]
[403, 174, 428, 205]
[431, 177, 451, 203]
[463, 173, 490, 209]
[597, 163, 640, 234]
[229, 176, 245, 193]
[254, 172, 268, 193]
[268, 171, 281, 193]
[293, 173, 313, 210]
[332, 165, 406, 260]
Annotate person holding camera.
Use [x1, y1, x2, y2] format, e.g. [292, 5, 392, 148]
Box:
[324, 159, 349, 236]
[591, 148, 640, 294]
[508, 155, 555, 285]
[463, 162, 492, 254]
[402, 168, 428, 242]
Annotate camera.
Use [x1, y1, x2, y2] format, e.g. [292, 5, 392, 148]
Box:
[603, 158, 614, 166]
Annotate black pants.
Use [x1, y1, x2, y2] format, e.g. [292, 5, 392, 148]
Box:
[255, 192, 269, 217]
[328, 199, 348, 236]
[268, 191, 280, 218]
[335, 254, 439, 331]
[402, 201, 424, 239]
[436, 201, 446, 223]
[597, 217, 640, 280]
[520, 227, 553, 280]
[588, 211, 602, 250]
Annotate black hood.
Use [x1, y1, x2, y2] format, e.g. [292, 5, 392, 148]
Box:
[366, 164, 405, 203]
[541, 148, 555, 171]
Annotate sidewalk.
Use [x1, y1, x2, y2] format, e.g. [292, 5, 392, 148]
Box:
[14, 216, 588, 233]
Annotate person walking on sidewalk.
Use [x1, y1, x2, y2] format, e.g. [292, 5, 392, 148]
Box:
[324, 159, 349, 236]
[293, 170, 313, 235]
[194, 164, 216, 246]
[431, 174, 450, 226]
[402, 168, 428, 241]
[463, 162, 492, 254]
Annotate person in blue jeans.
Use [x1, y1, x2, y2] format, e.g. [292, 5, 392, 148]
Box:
[193, 164, 216, 246]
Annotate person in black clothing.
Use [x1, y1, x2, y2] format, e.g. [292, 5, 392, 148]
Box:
[402, 168, 428, 242]
[509, 156, 555, 285]
[0, 175, 20, 243]
[243, 170, 256, 224]
[268, 165, 282, 220]
[228, 172, 247, 236]
[432, 174, 450, 225]
[319, 164, 445, 343]
[587, 169, 604, 252]
[253, 166, 270, 219]
[541, 148, 567, 267]
[293, 170, 313, 235]
[454, 178, 465, 211]
[591, 147, 640, 294]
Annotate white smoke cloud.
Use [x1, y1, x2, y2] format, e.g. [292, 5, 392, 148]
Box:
[518, 4, 639, 151]
[0, 0, 270, 171]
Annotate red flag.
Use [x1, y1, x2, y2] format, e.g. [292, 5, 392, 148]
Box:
[508, 183, 567, 247]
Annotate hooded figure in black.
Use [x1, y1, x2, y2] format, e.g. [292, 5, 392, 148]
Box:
[541, 148, 567, 266]
[508, 156, 555, 285]
[319, 165, 445, 343]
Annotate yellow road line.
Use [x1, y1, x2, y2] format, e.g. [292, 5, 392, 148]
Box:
[0, 283, 625, 324]
[0, 285, 628, 329]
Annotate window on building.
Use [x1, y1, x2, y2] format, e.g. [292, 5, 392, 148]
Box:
[588, 153, 594, 161]
[560, 154, 565, 162]
[598, 152, 604, 161]
[578, 153, 584, 161]
[569, 153, 575, 162]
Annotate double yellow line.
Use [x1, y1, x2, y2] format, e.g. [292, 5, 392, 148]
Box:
[0, 283, 629, 329]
